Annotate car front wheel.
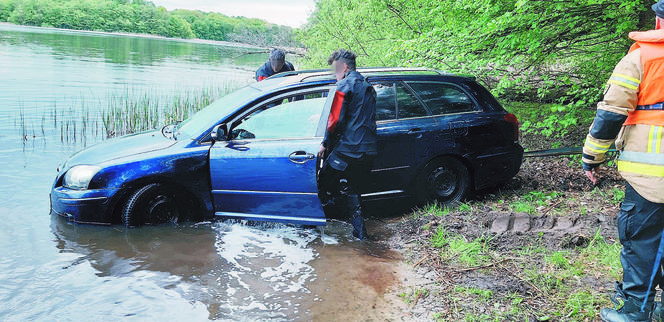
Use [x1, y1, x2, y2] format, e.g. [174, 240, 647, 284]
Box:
[417, 156, 471, 205]
[122, 183, 181, 227]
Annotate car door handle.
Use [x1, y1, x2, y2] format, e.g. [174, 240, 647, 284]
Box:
[289, 151, 315, 164]
[408, 128, 423, 138]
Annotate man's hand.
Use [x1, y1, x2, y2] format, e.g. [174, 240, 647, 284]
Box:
[318, 145, 326, 159]
[584, 166, 600, 185]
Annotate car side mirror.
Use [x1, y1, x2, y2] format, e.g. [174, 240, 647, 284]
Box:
[210, 124, 227, 141]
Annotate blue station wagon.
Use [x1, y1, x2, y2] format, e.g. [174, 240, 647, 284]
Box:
[50, 68, 523, 227]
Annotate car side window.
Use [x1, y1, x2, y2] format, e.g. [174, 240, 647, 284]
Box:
[409, 82, 477, 115]
[396, 83, 429, 119]
[373, 83, 396, 121]
[231, 92, 327, 140]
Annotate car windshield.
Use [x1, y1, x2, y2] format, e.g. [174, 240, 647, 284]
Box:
[176, 85, 260, 140]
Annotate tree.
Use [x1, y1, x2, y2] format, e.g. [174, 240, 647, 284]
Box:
[299, 0, 653, 106]
[166, 15, 194, 38]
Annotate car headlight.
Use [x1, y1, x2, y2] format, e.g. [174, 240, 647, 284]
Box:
[63, 165, 101, 190]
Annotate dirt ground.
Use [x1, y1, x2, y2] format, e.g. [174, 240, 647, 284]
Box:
[372, 155, 629, 321]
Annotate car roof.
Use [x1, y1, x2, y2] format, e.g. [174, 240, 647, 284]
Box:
[249, 67, 477, 93]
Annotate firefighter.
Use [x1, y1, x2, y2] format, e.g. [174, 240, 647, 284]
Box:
[583, 1, 664, 321]
[317, 49, 377, 240]
[255, 48, 295, 82]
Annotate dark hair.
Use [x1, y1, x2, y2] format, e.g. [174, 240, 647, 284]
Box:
[270, 48, 286, 63]
[327, 49, 357, 71]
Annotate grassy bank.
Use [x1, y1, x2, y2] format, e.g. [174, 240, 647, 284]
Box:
[389, 102, 627, 321]
[389, 156, 626, 321]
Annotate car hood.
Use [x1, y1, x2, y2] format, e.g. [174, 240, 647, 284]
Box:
[62, 131, 177, 170]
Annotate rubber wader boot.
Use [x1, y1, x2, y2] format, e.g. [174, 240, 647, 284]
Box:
[601, 282, 652, 322]
[653, 301, 663, 322]
[351, 214, 368, 240]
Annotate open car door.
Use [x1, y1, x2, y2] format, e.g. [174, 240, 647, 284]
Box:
[209, 87, 334, 226]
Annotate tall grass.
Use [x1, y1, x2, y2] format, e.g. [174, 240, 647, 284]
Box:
[16, 80, 243, 145]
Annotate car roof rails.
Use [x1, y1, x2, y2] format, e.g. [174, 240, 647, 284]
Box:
[266, 67, 456, 83]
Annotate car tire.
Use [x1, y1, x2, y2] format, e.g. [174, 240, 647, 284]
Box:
[417, 156, 471, 205]
[122, 183, 181, 227]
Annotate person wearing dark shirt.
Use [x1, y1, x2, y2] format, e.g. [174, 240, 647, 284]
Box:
[255, 48, 295, 81]
[317, 49, 377, 240]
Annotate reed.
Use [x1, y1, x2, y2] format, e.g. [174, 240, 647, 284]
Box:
[16, 80, 244, 145]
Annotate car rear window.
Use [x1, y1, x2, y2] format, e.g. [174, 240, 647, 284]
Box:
[408, 82, 478, 115]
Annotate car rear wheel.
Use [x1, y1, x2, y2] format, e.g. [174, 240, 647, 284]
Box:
[122, 183, 181, 227]
[417, 156, 471, 205]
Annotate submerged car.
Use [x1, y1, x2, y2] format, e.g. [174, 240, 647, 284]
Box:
[50, 68, 523, 227]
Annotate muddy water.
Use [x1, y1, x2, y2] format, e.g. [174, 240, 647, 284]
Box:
[0, 25, 407, 320]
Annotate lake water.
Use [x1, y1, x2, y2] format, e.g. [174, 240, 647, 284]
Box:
[0, 24, 406, 321]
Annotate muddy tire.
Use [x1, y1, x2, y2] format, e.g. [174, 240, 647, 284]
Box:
[122, 183, 181, 227]
[417, 156, 471, 205]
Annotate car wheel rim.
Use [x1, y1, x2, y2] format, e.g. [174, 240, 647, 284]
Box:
[429, 166, 458, 198]
[147, 194, 177, 223]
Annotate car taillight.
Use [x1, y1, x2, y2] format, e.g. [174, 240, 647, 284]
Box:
[504, 113, 519, 142]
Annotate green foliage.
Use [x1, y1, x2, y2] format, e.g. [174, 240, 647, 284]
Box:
[507, 101, 596, 140]
[300, 0, 654, 106]
[0, 0, 297, 46]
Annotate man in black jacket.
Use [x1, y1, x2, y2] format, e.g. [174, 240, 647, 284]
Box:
[318, 49, 377, 240]
[255, 49, 295, 81]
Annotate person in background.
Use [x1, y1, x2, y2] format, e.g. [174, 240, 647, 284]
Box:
[255, 48, 295, 81]
[317, 49, 377, 240]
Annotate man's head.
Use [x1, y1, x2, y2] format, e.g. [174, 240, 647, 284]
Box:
[654, 0, 664, 29]
[269, 49, 286, 72]
[328, 49, 357, 81]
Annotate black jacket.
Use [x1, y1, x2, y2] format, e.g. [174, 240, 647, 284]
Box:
[255, 60, 295, 81]
[323, 70, 377, 156]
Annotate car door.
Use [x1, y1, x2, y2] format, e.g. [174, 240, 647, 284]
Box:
[408, 81, 511, 184]
[365, 81, 437, 199]
[405, 82, 476, 154]
[208, 88, 334, 226]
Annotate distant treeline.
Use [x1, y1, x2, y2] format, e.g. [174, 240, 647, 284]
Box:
[0, 0, 299, 47]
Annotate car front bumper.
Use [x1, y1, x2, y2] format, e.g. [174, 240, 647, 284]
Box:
[50, 187, 121, 224]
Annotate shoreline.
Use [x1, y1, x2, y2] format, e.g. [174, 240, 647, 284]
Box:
[0, 22, 305, 53]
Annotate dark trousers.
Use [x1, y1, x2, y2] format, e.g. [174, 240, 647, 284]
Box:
[619, 183, 664, 303]
[318, 151, 373, 221]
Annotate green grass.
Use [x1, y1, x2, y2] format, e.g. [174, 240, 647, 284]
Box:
[431, 226, 493, 267]
[454, 286, 494, 302]
[564, 290, 605, 320]
[412, 196, 623, 321]
[610, 187, 625, 205]
[511, 200, 536, 214]
[399, 288, 429, 305]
